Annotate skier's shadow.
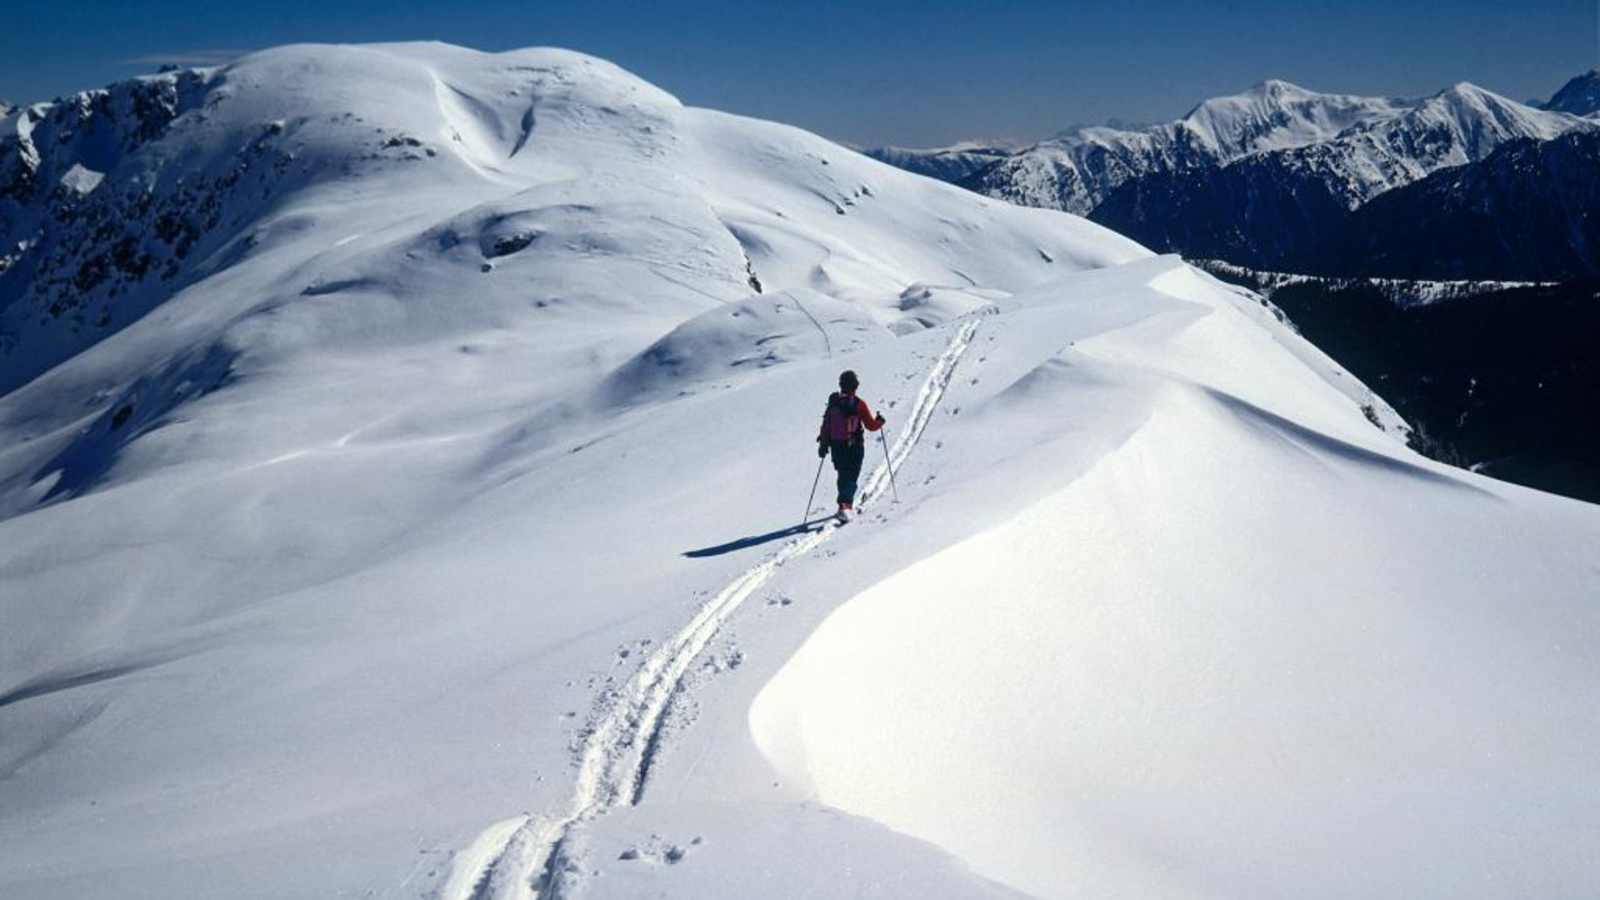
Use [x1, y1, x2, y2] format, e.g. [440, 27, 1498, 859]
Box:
[681, 518, 830, 558]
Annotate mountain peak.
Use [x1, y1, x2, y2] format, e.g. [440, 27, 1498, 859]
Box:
[1427, 81, 1521, 113]
[1250, 78, 1311, 97]
[1545, 68, 1600, 115]
[1441, 81, 1488, 98]
[1175, 79, 1407, 157]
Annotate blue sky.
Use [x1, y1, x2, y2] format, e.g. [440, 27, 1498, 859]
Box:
[6, 0, 1596, 146]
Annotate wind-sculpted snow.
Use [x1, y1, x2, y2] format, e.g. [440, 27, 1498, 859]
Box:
[599, 289, 889, 407]
[751, 260, 1600, 900]
[439, 319, 980, 900]
[2, 43, 1597, 900]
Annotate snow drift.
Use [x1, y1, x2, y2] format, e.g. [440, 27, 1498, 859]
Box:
[751, 267, 1600, 899]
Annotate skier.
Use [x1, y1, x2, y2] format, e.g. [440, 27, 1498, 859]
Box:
[817, 369, 886, 522]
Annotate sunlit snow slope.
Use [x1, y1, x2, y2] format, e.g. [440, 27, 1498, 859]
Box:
[2, 43, 1597, 900]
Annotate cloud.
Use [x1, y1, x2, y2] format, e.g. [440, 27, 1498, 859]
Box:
[125, 49, 252, 68]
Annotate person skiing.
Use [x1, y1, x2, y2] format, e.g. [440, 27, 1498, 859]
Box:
[817, 369, 885, 522]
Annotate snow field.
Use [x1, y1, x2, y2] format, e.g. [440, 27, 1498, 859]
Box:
[2, 42, 1596, 900]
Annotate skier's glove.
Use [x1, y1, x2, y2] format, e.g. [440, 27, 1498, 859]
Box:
[817, 441, 828, 458]
[876, 414, 887, 427]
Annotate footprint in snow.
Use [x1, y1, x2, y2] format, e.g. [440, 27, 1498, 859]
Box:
[619, 836, 700, 864]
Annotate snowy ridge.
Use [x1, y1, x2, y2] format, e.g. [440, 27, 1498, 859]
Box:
[0, 42, 1148, 900]
[747, 259, 1600, 900]
[441, 318, 981, 900]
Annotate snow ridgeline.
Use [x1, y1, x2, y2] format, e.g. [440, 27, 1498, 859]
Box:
[443, 318, 981, 900]
[1, 42, 1597, 900]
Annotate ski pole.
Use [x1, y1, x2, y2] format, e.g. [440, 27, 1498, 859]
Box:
[879, 427, 900, 502]
[804, 455, 825, 525]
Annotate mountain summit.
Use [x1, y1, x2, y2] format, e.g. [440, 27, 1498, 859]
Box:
[1544, 67, 1600, 115]
[1175, 78, 1410, 157]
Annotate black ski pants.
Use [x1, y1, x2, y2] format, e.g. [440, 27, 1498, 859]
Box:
[829, 439, 865, 505]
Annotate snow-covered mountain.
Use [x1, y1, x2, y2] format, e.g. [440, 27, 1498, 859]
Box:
[3, 43, 1599, 900]
[1544, 68, 1600, 116]
[958, 80, 1414, 214]
[1315, 129, 1600, 280]
[865, 78, 1593, 275]
[1085, 83, 1593, 269]
[1305, 82, 1585, 204]
[861, 142, 1013, 184]
[963, 80, 1586, 219]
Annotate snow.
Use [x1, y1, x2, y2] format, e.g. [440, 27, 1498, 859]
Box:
[753, 380, 1600, 898]
[58, 163, 103, 194]
[2, 42, 1598, 900]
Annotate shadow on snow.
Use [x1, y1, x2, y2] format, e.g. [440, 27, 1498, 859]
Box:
[682, 518, 832, 558]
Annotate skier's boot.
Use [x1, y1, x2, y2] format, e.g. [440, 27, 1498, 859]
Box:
[836, 502, 852, 523]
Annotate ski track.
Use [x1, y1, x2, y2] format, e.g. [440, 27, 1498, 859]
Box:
[437, 318, 982, 900]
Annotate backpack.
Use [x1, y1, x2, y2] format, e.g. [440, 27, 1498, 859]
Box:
[823, 393, 864, 445]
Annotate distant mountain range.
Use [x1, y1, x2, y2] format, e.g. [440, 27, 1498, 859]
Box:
[1315, 129, 1600, 280]
[858, 142, 1012, 184]
[866, 74, 1599, 281]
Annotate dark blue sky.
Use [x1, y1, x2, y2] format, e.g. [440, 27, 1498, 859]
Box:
[6, 0, 1596, 146]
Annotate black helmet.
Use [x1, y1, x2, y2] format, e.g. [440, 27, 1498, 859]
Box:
[839, 370, 859, 391]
